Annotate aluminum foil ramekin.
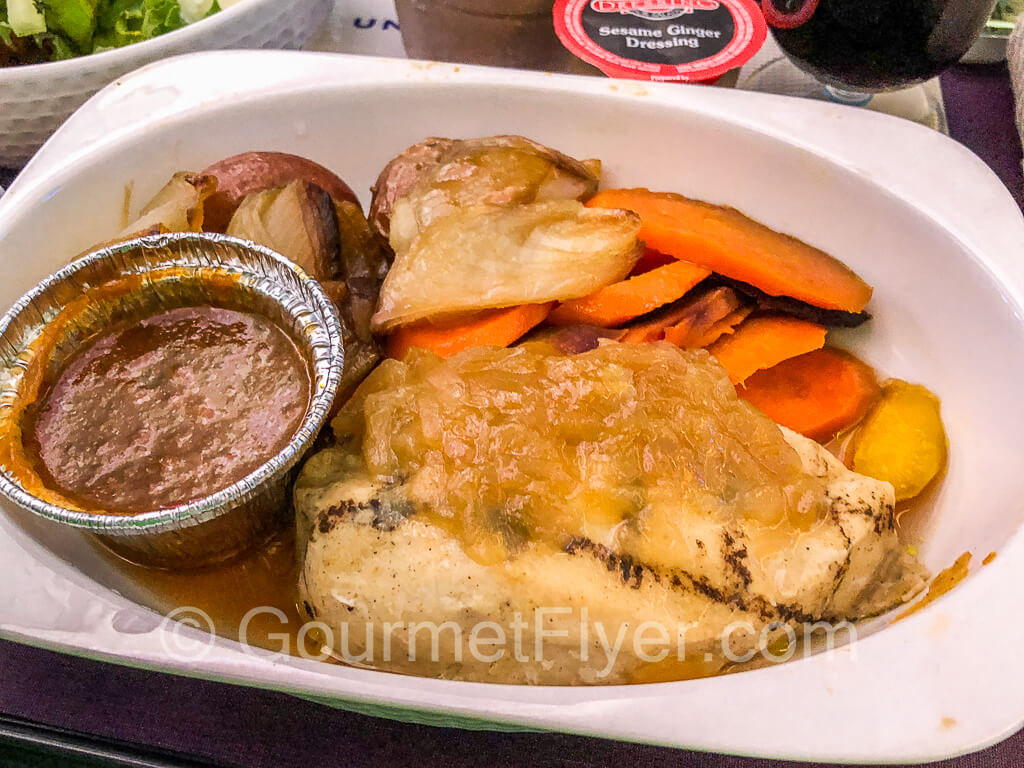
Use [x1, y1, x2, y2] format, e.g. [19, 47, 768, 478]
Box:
[0, 233, 344, 569]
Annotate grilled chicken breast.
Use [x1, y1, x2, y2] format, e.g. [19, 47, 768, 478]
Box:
[294, 343, 926, 684]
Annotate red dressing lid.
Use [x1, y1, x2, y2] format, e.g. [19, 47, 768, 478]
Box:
[553, 0, 767, 82]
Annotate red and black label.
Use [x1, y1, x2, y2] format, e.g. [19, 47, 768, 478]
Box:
[554, 0, 766, 82]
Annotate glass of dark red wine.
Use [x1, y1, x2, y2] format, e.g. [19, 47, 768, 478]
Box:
[762, 0, 998, 104]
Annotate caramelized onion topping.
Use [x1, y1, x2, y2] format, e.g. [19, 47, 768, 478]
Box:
[333, 341, 830, 564]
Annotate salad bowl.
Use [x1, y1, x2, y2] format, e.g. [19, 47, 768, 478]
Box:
[0, 0, 330, 163]
[0, 51, 1023, 763]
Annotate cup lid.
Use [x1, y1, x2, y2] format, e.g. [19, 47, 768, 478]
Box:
[553, 0, 767, 82]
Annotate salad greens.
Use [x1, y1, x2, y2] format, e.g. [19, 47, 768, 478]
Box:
[994, 0, 1024, 21]
[1, 0, 220, 65]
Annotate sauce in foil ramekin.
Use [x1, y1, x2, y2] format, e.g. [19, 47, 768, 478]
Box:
[0, 233, 343, 569]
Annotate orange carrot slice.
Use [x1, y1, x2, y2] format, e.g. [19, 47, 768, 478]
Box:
[739, 347, 881, 442]
[547, 259, 710, 328]
[708, 315, 827, 384]
[587, 189, 872, 313]
[387, 303, 554, 360]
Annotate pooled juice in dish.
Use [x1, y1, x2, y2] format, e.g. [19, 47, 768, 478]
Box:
[23, 305, 310, 514]
[108, 527, 318, 658]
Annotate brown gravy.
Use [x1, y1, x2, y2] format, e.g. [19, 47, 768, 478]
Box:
[109, 528, 317, 657]
[24, 305, 310, 514]
[893, 551, 972, 623]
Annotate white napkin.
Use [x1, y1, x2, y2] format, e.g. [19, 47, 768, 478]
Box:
[308, 0, 405, 57]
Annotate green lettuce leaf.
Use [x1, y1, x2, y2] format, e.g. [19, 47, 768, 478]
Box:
[93, 0, 185, 49]
[44, 0, 100, 51]
[46, 29, 75, 57]
[1, 2, 79, 63]
[3, 0, 216, 63]
[0, 10, 13, 49]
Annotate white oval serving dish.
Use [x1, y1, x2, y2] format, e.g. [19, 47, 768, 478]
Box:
[0, 50, 1022, 763]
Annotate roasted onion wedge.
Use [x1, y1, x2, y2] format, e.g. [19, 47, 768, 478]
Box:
[370, 135, 602, 253]
[371, 201, 641, 332]
[118, 172, 217, 238]
[228, 180, 342, 281]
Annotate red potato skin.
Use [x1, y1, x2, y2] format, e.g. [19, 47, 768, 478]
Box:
[200, 152, 361, 233]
